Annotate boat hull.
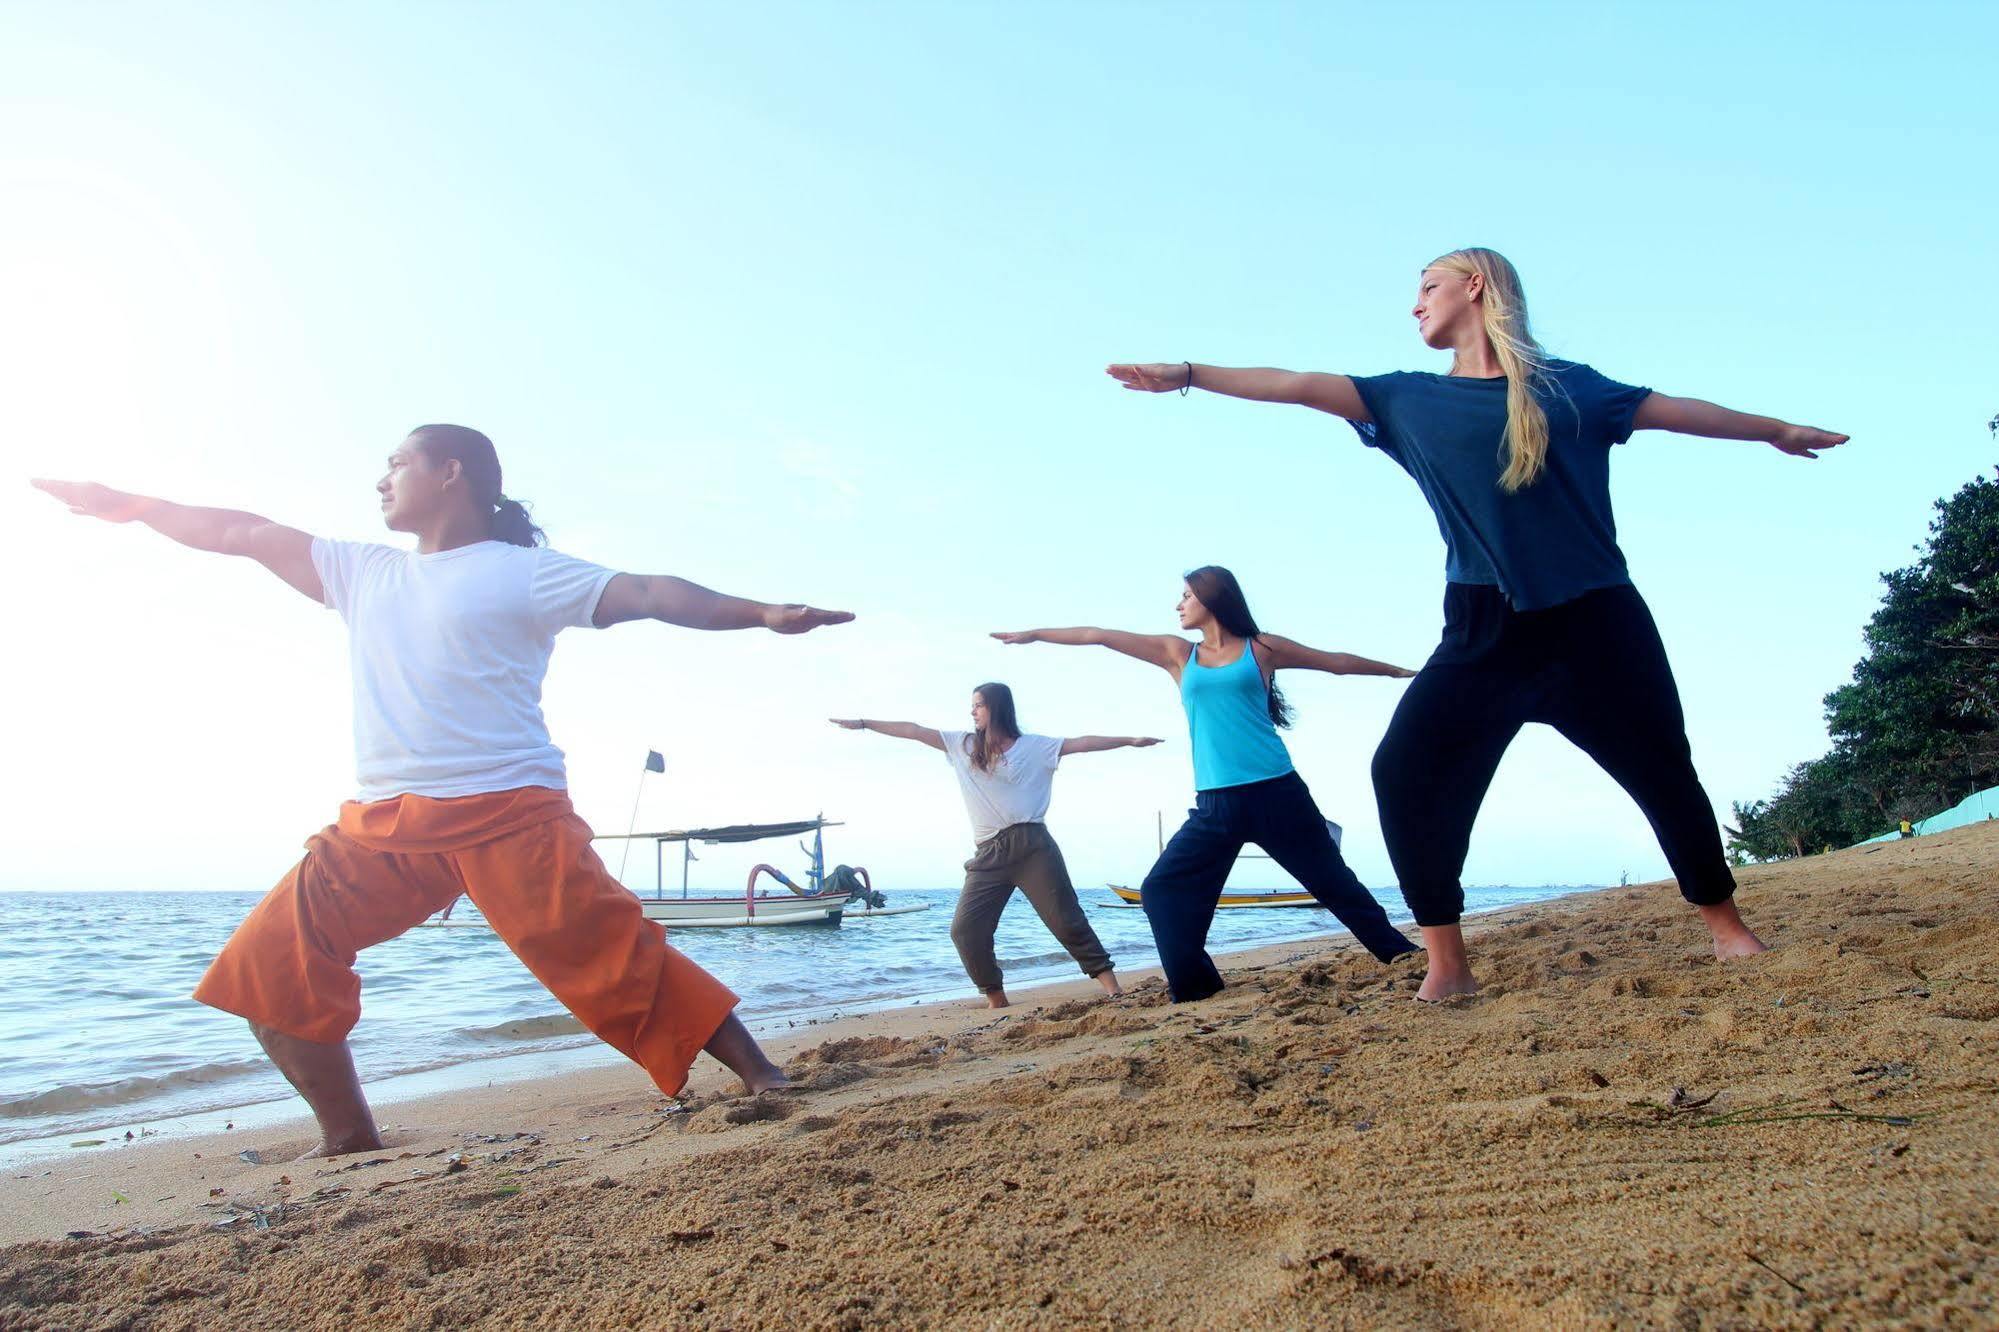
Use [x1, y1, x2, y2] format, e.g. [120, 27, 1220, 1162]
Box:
[638, 892, 848, 928]
[1104, 884, 1320, 909]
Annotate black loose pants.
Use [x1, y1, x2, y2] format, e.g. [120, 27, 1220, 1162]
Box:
[1372, 582, 1736, 928]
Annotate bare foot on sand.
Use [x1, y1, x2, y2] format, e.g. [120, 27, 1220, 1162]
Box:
[1415, 967, 1481, 1003]
[984, 990, 1011, 1010]
[741, 1067, 793, 1095]
[1698, 901, 1770, 959]
[1412, 924, 1480, 1003]
[1094, 970, 1123, 999]
[294, 1134, 384, 1162]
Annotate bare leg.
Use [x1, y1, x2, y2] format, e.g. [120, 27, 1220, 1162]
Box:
[1094, 969, 1123, 998]
[1414, 925, 1480, 1002]
[250, 1023, 382, 1158]
[1698, 900, 1769, 958]
[703, 1012, 791, 1093]
[984, 988, 1011, 1010]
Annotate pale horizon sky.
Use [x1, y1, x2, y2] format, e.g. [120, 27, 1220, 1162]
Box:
[4, 2, 1995, 897]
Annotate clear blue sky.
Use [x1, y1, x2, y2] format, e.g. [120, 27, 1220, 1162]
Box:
[4, 2, 1995, 895]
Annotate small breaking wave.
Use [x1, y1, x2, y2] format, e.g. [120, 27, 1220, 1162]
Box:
[451, 1014, 587, 1045]
[0, 1058, 267, 1120]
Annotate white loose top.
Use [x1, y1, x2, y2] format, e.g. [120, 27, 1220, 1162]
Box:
[939, 731, 1064, 844]
[312, 538, 618, 801]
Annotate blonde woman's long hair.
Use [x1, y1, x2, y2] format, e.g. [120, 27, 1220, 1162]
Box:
[1429, 248, 1550, 491]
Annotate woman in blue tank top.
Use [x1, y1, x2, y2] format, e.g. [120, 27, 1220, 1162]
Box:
[1108, 247, 1848, 1002]
[994, 565, 1418, 1002]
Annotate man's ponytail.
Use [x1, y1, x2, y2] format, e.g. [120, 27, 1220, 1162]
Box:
[491, 495, 545, 548]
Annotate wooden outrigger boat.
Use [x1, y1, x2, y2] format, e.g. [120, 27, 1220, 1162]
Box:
[423, 816, 928, 929]
[597, 817, 930, 927]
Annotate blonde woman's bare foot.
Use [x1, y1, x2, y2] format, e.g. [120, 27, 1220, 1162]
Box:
[1698, 900, 1770, 959]
[984, 990, 1011, 1010]
[1094, 970, 1123, 999]
[1412, 924, 1478, 1003]
[1415, 967, 1480, 1003]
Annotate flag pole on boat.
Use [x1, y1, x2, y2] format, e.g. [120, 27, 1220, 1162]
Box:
[618, 749, 666, 881]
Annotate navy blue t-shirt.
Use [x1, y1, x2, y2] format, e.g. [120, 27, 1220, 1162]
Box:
[1347, 360, 1652, 612]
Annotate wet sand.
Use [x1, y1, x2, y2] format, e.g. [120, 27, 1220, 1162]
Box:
[3, 823, 1995, 1328]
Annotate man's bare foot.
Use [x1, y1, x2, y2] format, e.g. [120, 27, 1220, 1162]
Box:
[741, 1066, 793, 1095]
[704, 1012, 790, 1093]
[294, 1132, 384, 1161]
[1094, 969, 1123, 999]
[984, 990, 1011, 1010]
[1698, 900, 1770, 959]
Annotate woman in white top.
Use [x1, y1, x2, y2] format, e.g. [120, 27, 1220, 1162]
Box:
[33, 424, 851, 1157]
[833, 683, 1158, 1007]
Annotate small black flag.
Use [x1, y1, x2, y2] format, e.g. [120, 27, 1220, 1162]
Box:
[644, 750, 665, 773]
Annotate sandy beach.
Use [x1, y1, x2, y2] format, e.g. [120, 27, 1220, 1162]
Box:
[3, 824, 1994, 1329]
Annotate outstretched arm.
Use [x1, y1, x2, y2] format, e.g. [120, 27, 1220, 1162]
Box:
[32, 479, 321, 602]
[1632, 394, 1847, 459]
[1258, 634, 1415, 679]
[829, 718, 945, 751]
[1058, 735, 1164, 756]
[593, 574, 853, 633]
[1106, 363, 1368, 421]
[990, 627, 1189, 674]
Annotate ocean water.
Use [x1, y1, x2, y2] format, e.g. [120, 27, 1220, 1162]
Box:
[0, 879, 1587, 1153]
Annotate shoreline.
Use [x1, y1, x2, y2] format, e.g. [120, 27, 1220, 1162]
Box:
[6, 827, 1992, 1326]
[0, 891, 1604, 1241]
[0, 890, 1590, 1177]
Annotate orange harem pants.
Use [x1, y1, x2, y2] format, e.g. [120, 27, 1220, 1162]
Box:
[193, 787, 739, 1098]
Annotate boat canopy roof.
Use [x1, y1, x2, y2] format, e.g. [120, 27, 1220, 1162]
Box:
[599, 818, 841, 845]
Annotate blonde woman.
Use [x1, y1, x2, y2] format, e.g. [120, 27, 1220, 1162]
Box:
[1109, 248, 1847, 1001]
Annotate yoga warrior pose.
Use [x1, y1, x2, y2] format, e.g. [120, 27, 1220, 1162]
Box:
[1109, 247, 1848, 1000]
[33, 425, 851, 1156]
[832, 684, 1154, 1007]
[994, 566, 1418, 1002]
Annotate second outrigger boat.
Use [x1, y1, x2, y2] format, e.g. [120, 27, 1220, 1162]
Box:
[1100, 813, 1344, 910]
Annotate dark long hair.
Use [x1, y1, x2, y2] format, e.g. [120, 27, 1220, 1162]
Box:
[410, 424, 546, 547]
[969, 682, 1022, 773]
[1184, 565, 1293, 729]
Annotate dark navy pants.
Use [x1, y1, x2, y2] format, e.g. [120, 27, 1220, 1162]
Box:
[1372, 582, 1736, 928]
[1139, 771, 1416, 1002]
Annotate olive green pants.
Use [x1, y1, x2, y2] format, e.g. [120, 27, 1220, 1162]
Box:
[951, 822, 1113, 994]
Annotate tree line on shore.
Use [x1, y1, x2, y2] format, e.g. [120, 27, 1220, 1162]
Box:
[1727, 437, 1999, 862]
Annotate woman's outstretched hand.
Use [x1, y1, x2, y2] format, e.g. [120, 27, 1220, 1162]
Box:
[1770, 424, 1848, 459]
[31, 479, 151, 522]
[828, 718, 866, 730]
[762, 605, 855, 634]
[1131, 737, 1164, 747]
[990, 630, 1041, 645]
[1106, 363, 1186, 393]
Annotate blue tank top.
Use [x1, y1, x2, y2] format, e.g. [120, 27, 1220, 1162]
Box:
[1180, 639, 1295, 791]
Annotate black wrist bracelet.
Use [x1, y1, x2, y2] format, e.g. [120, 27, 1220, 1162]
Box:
[1180, 361, 1193, 396]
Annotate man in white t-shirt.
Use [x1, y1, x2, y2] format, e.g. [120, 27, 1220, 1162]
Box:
[33, 424, 852, 1158]
[833, 682, 1160, 1007]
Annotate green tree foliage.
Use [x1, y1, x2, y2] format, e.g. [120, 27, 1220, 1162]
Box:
[1728, 473, 1999, 862]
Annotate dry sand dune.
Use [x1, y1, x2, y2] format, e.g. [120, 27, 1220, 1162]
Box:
[3, 823, 1995, 1329]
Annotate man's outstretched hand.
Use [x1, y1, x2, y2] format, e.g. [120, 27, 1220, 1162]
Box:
[31, 479, 152, 522]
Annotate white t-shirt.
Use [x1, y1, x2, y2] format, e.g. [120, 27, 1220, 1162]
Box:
[939, 731, 1064, 844]
[312, 538, 619, 802]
